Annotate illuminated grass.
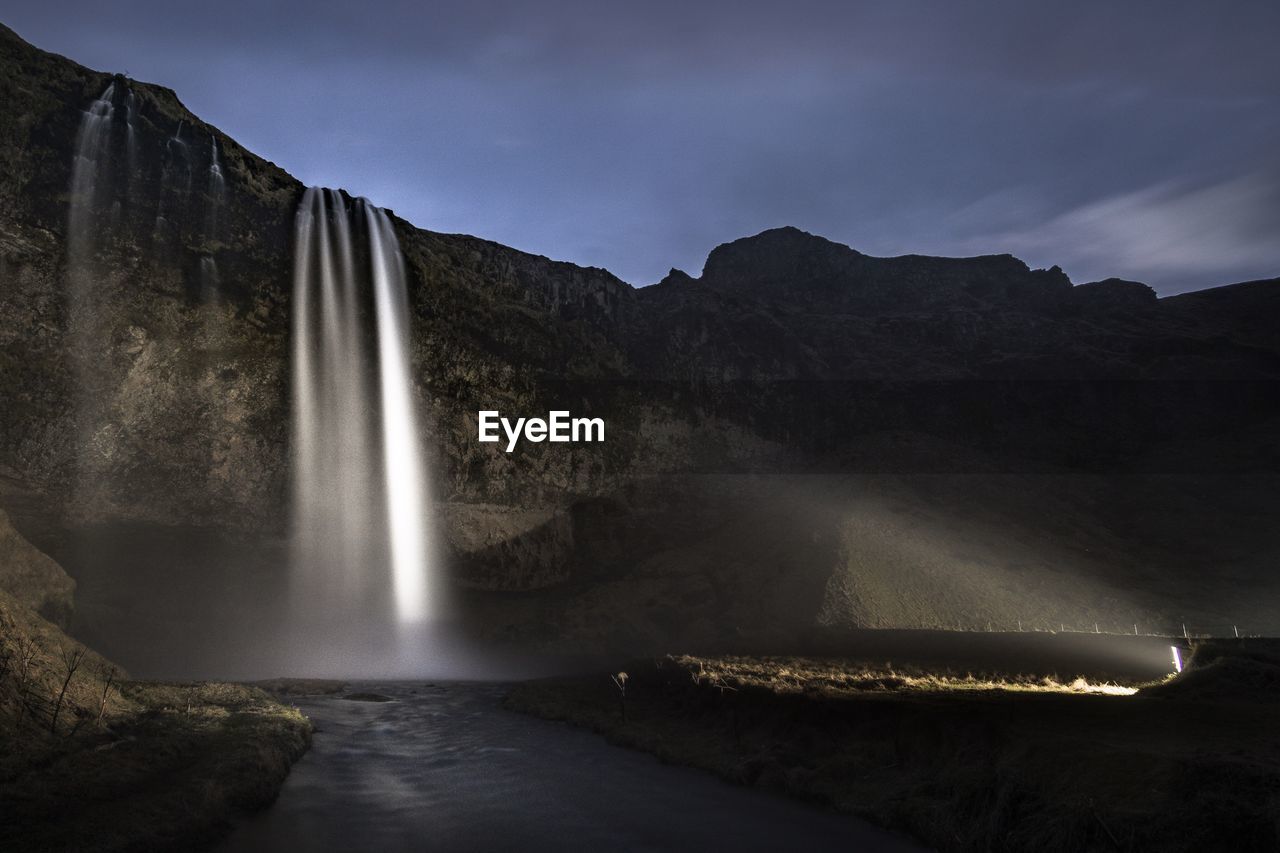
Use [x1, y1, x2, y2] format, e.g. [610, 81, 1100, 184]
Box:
[668, 654, 1141, 697]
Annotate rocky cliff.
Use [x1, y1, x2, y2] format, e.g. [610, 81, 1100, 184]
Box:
[0, 507, 74, 627]
[1, 24, 1277, 672]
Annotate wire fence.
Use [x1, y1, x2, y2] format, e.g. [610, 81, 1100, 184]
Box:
[998, 620, 1259, 639]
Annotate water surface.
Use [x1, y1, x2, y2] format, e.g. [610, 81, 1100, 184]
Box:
[219, 682, 923, 852]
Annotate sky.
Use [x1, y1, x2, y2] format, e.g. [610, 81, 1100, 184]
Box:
[7, 1, 1279, 293]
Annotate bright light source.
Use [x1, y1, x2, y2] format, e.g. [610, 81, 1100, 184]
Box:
[1170, 645, 1183, 673]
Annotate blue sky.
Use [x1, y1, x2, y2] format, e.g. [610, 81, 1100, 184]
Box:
[9, 1, 1279, 292]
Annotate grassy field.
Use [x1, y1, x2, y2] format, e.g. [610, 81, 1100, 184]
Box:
[0, 593, 312, 852]
[506, 641, 1280, 852]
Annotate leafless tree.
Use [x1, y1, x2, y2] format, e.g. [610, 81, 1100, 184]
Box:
[97, 665, 119, 725]
[51, 645, 87, 734]
[0, 611, 15, 684]
[0, 639, 12, 687]
[13, 635, 41, 730]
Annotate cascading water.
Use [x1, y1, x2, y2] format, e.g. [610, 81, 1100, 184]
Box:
[199, 255, 220, 301]
[208, 136, 225, 194]
[66, 83, 122, 465]
[154, 119, 183, 234]
[168, 119, 192, 193]
[365, 204, 429, 623]
[290, 187, 438, 664]
[124, 88, 138, 177]
[206, 135, 226, 238]
[67, 83, 116, 265]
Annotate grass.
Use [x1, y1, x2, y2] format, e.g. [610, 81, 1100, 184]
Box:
[0, 679, 311, 852]
[0, 592, 312, 852]
[506, 643, 1280, 852]
[660, 653, 1142, 696]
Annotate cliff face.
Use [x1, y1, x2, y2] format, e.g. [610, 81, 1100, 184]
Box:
[0, 26, 296, 532]
[0, 508, 75, 627]
[1, 24, 1278, 671]
[0, 24, 638, 533]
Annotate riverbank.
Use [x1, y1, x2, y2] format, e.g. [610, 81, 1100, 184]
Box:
[0, 584, 312, 852]
[0, 675, 311, 852]
[505, 642, 1280, 852]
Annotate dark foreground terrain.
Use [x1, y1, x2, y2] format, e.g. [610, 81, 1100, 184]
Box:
[0, 602, 313, 853]
[0, 679, 311, 852]
[506, 641, 1280, 853]
[0, 511, 312, 852]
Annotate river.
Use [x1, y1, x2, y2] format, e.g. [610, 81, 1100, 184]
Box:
[218, 681, 923, 852]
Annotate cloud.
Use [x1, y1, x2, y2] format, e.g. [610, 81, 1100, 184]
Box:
[969, 170, 1280, 291]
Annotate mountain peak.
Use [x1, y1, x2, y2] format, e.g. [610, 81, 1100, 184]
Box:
[694, 226, 1068, 313]
[700, 226, 865, 292]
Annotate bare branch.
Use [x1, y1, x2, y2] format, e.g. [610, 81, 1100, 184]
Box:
[97, 665, 119, 725]
[51, 645, 87, 735]
[12, 635, 41, 731]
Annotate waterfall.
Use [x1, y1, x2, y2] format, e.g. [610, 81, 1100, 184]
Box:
[206, 135, 226, 235]
[67, 83, 116, 262]
[199, 255, 220, 301]
[66, 82, 121, 468]
[208, 136, 225, 192]
[167, 120, 192, 194]
[291, 187, 436, 646]
[124, 87, 138, 177]
[366, 204, 429, 623]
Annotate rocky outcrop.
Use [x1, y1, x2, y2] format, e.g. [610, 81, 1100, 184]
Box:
[0, 508, 75, 627]
[445, 503, 576, 591]
[696, 226, 1072, 315]
[1071, 277, 1158, 312]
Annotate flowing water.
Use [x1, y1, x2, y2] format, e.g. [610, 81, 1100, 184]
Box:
[67, 83, 227, 488]
[66, 82, 122, 482]
[67, 83, 116, 278]
[290, 188, 437, 667]
[218, 683, 922, 853]
[124, 87, 138, 180]
[199, 255, 220, 303]
[206, 134, 226, 237]
[170, 119, 192, 191]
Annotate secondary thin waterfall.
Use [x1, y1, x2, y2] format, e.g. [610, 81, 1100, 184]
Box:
[66, 82, 122, 476]
[206, 135, 226, 239]
[68, 83, 116, 267]
[291, 187, 434, 635]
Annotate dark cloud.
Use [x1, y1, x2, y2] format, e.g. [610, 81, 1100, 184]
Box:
[8, 1, 1279, 292]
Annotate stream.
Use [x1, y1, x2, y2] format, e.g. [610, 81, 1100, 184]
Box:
[218, 681, 923, 852]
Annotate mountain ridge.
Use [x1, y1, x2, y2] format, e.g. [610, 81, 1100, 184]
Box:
[6, 21, 1270, 308]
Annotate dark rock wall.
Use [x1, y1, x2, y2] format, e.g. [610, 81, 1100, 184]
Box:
[0, 507, 75, 627]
